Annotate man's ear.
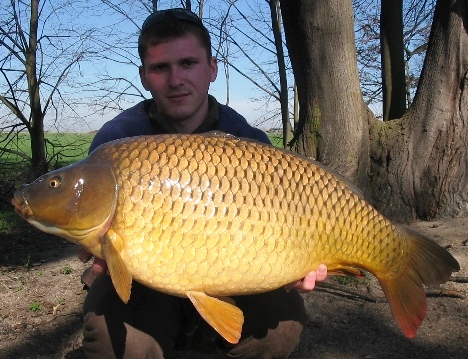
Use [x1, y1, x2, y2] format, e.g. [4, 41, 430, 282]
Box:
[210, 57, 218, 83]
[139, 66, 149, 90]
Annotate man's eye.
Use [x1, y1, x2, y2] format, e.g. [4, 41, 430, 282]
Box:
[151, 65, 167, 72]
[183, 60, 196, 67]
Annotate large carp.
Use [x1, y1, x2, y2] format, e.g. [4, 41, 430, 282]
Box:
[12, 132, 459, 344]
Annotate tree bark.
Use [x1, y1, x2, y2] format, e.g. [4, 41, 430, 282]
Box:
[280, 0, 370, 182]
[380, 0, 407, 121]
[26, 0, 47, 177]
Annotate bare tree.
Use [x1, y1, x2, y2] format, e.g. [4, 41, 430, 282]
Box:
[267, 0, 292, 147]
[354, 0, 435, 117]
[0, 0, 93, 177]
[208, 0, 296, 147]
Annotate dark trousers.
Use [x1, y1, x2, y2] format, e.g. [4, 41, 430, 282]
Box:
[82, 276, 306, 358]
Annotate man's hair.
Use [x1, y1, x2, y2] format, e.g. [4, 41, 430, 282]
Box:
[138, 10, 212, 63]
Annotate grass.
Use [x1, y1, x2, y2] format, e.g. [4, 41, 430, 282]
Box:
[267, 133, 283, 147]
[61, 264, 73, 275]
[0, 132, 94, 168]
[2, 132, 283, 169]
[23, 253, 32, 271]
[28, 302, 42, 312]
[0, 132, 95, 228]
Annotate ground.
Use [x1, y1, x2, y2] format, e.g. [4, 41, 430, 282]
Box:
[0, 217, 466, 359]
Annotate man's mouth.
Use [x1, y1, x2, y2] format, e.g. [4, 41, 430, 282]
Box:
[167, 93, 190, 100]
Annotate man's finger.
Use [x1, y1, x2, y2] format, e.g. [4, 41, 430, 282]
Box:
[316, 264, 328, 282]
[91, 258, 108, 277]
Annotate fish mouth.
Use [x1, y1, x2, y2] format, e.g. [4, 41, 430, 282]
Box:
[11, 193, 96, 245]
[11, 195, 33, 219]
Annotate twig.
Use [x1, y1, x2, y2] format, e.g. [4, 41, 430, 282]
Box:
[449, 275, 468, 283]
[1, 282, 12, 292]
[316, 281, 386, 303]
[426, 289, 465, 299]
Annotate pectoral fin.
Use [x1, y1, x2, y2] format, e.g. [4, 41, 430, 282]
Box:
[187, 291, 244, 344]
[102, 229, 132, 303]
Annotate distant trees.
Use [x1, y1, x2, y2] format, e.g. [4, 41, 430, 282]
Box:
[208, 0, 294, 147]
[354, 0, 435, 118]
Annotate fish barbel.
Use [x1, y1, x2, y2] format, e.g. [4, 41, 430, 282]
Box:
[11, 132, 459, 344]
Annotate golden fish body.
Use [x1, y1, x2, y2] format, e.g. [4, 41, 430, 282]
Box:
[12, 132, 459, 344]
[105, 134, 400, 294]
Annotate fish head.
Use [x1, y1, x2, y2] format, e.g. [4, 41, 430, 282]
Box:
[11, 160, 118, 258]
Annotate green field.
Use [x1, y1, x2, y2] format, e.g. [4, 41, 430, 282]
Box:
[0, 132, 95, 167]
[0, 132, 95, 189]
[267, 133, 283, 147]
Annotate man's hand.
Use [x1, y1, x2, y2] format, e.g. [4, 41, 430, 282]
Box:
[78, 248, 108, 276]
[285, 264, 328, 293]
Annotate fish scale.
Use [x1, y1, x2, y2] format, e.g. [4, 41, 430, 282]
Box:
[12, 132, 459, 344]
[96, 134, 403, 294]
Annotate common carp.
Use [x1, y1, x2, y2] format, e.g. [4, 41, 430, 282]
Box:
[12, 132, 459, 344]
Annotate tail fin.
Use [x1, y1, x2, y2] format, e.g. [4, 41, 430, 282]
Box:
[378, 227, 459, 338]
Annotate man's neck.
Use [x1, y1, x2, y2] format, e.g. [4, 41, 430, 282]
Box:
[148, 95, 219, 134]
[171, 115, 205, 134]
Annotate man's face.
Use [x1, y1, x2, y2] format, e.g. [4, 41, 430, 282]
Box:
[139, 34, 218, 131]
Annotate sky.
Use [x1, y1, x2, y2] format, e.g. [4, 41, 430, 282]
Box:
[64, 0, 284, 132]
[0, 0, 285, 134]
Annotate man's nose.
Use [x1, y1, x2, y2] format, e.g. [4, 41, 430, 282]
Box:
[168, 67, 183, 87]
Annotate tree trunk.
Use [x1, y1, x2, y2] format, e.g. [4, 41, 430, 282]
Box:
[380, 0, 406, 121]
[27, 0, 47, 177]
[268, 0, 292, 148]
[280, 0, 370, 182]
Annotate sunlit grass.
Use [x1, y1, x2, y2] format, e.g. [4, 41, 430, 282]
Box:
[0, 132, 94, 167]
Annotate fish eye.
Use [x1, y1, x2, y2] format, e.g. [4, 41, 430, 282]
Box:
[49, 177, 61, 188]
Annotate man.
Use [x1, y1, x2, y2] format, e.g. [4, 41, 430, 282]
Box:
[79, 8, 327, 359]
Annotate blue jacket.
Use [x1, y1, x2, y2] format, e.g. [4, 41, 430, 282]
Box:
[89, 99, 271, 152]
